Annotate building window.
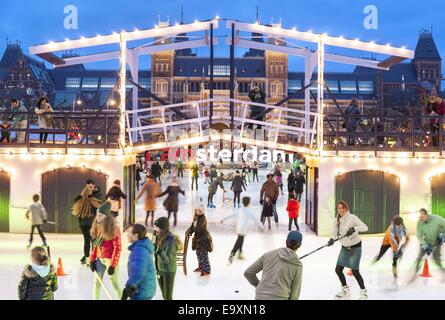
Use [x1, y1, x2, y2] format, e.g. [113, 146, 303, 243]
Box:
[210, 65, 230, 76]
[189, 81, 201, 93]
[65, 77, 81, 89]
[340, 81, 358, 94]
[155, 80, 168, 97]
[174, 81, 184, 93]
[100, 78, 117, 89]
[82, 77, 99, 91]
[270, 81, 283, 98]
[358, 81, 374, 94]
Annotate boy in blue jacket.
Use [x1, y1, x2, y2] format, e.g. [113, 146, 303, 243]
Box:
[123, 224, 157, 300]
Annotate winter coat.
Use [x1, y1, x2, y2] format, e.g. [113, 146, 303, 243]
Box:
[158, 184, 185, 212]
[27, 202, 48, 225]
[287, 174, 296, 193]
[74, 187, 102, 227]
[330, 212, 368, 247]
[244, 247, 303, 300]
[286, 199, 300, 219]
[295, 175, 306, 194]
[416, 214, 445, 248]
[221, 207, 263, 236]
[344, 103, 360, 130]
[425, 100, 445, 125]
[137, 179, 161, 212]
[150, 163, 162, 178]
[18, 264, 58, 300]
[90, 225, 122, 268]
[260, 180, 279, 204]
[188, 215, 213, 252]
[126, 237, 157, 300]
[106, 185, 127, 212]
[154, 232, 181, 275]
[191, 165, 199, 178]
[12, 101, 28, 126]
[231, 175, 246, 192]
[261, 200, 274, 218]
[34, 105, 54, 129]
[382, 224, 408, 252]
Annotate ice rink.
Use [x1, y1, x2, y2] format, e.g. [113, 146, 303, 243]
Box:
[1, 170, 444, 300]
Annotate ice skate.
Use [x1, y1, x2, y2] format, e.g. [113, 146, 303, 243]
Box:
[80, 256, 87, 265]
[200, 271, 211, 276]
[238, 252, 245, 260]
[193, 267, 202, 272]
[228, 253, 234, 265]
[334, 286, 350, 299]
[26, 241, 32, 249]
[359, 289, 368, 300]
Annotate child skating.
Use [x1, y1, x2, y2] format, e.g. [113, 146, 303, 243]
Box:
[286, 193, 300, 231]
[220, 196, 264, 264]
[26, 194, 48, 248]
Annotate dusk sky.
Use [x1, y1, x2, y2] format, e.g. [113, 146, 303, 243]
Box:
[1, 0, 443, 73]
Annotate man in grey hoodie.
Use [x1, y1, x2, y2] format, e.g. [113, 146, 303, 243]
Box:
[244, 231, 303, 300]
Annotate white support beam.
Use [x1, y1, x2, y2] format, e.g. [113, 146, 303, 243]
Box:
[317, 38, 325, 152]
[119, 33, 127, 148]
[228, 20, 414, 59]
[304, 52, 317, 144]
[29, 20, 219, 55]
[127, 50, 139, 143]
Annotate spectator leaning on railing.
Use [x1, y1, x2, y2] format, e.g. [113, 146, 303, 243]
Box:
[11, 98, 28, 143]
[425, 95, 445, 147]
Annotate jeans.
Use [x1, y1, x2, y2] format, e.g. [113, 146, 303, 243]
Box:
[80, 225, 92, 258]
[29, 225, 46, 243]
[252, 171, 259, 182]
[231, 235, 245, 255]
[207, 189, 216, 205]
[39, 132, 49, 143]
[414, 245, 444, 273]
[93, 258, 122, 300]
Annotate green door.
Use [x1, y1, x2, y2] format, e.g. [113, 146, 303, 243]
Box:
[431, 174, 445, 218]
[0, 171, 10, 232]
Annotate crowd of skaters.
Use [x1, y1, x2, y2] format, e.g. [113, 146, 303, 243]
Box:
[17, 153, 445, 301]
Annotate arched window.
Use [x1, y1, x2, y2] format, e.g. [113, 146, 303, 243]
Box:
[155, 80, 169, 97]
[335, 170, 400, 233]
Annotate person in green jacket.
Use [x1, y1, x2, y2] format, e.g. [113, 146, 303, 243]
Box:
[177, 160, 183, 178]
[153, 217, 182, 300]
[11, 98, 28, 143]
[412, 208, 445, 281]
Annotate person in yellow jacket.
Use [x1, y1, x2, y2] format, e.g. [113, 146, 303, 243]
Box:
[372, 215, 409, 279]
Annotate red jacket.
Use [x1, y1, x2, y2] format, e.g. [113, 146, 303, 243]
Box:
[90, 226, 122, 268]
[425, 100, 445, 125]
[286, 199, 300, 218]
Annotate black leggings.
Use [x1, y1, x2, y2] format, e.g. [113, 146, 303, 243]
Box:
[145, 211, 155, 227]
[80, 225, 92, 257]
[39, 132, 49, 143]
[167, 211, 178, 227]
[252, 171, 259, 182]
[207, 190, 216, 205]
[288, 218, 299, 231]
[191, 177, 198, 190]
[29, 225, 46, 243]
[233, 191, 241, 205]
[231, 235, 245, 255]
[375, 244, 398, 267]
[335, 265, 365, 290]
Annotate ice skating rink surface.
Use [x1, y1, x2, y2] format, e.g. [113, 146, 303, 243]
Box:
[1, 171, 444, 300]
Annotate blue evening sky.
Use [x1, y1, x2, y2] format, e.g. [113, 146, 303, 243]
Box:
[0, 0, 443, 73]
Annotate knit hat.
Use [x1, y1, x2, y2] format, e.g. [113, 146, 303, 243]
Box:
[287, 231, 303, 244]
[98, 202, 111, 216]
[193, 202, 205, 215]
[154, 217, 169, 230]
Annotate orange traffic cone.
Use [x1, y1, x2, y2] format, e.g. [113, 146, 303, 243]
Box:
[419, 258, 432, 278]
[56, 258, 67, 276]
[347, 268, 353, 276]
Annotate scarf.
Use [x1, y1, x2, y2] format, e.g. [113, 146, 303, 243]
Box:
[72, 186, 102, 219]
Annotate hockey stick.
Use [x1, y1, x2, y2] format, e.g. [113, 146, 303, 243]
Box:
[300, 235, 346, 260]
[93, 271, 113, 300]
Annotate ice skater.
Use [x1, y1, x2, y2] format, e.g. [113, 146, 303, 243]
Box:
[231, 170, 246, 208]
[410, 208, 445, 282]
[89, 203, 122, 300]
[18, 246, 58, 300]
[252, 161, 259, 182]
[157, 177, 185, 227]
[372, 215, 409, 280]
[136, 174, 161, 227]
[260, 174, 279, 229]
[207, 172, 225, 208]
[187, 204, 213, 276]
[221, 196, 264, 264]
[26, 194, 48, 248]
[191, 163, 199, 191]
[286, 193, 300, 231]
[105, 179, 127, 218]
[327, 201, 369, 300]
[274, 164, 284, 195]
[294, 168, 305, 202]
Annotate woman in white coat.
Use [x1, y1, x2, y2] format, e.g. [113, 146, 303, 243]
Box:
[327, 200, 369, 300]
[35, 97, 54, 144]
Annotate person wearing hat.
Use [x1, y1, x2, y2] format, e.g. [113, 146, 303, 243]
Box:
[187, 204, 213, 276]
[157, 177, 185, 227]
[153, 217, 182, 300]
[89, 202, 122, 300]
[244, 231, 303, 300]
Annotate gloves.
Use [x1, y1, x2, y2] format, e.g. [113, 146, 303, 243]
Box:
[108, 266, 115, 276]
[438, 233, 445, 245]
[327, 238, 335, 246]
[90, 261, 97, 273]
[423, 246, 433, 256]
[345, 227, 355, 237]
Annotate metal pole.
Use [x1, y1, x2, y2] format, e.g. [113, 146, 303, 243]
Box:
[230, 23, 235, 130]
[119, 32, 127, 148]
[209, 23, 214, 129]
